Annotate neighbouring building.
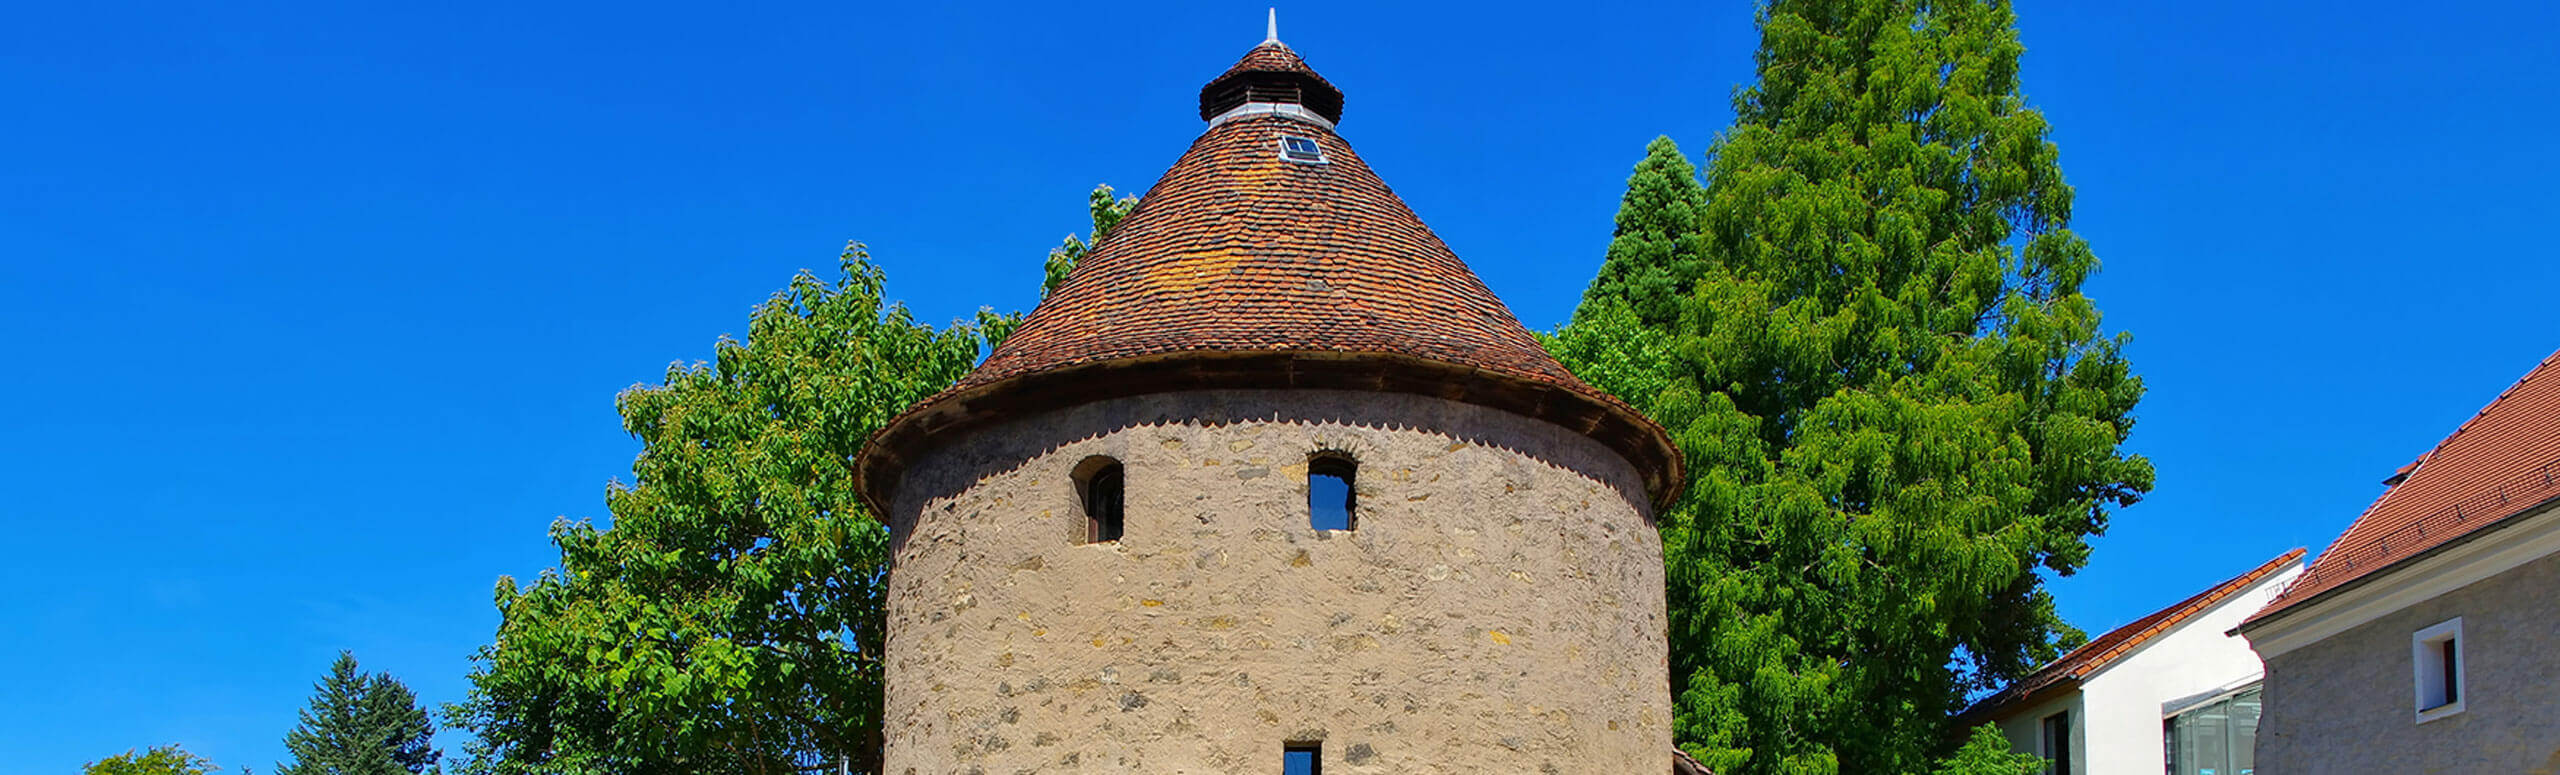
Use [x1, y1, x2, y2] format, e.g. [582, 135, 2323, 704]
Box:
[1958, 550, 2306, 775]
[853, 23, 1696, 774]
[2237, 349, 2560, 773]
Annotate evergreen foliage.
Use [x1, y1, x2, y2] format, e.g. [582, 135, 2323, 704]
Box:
[276, 652, 439, 775]
[446, 245, 988, 774]
[85, 745, 219, 775]
[1551, 1, 2151, 772]
[1574, 135, 1709, 328]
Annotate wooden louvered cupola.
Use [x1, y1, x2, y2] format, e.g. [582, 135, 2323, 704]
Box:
[1197, 41, 1345, 124]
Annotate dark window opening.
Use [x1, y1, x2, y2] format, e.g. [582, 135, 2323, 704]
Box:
[2417, 622, 2464, 714]
[2040, 711, 2071, 775]
[1081, 460, 1124, 543]
[1283, 743, 1320, 775]
[1309, 455, 1355, 531]
[2440, 638, 2459, 705]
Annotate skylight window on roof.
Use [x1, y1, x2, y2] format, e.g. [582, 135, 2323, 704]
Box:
[1280, 136, 1326, 164]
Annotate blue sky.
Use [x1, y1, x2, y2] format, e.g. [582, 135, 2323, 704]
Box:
[5, 0, 2557, 771]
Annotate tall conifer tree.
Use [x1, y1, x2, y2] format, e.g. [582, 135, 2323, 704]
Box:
[1552, 2, 2151, 772]
[277, 653, 439, 775]
[1575, 135, 1708, 328]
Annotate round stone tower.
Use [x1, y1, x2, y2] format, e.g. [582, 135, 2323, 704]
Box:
[855, 30, 1684, 775]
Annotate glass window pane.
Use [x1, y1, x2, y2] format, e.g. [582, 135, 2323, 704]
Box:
[2190, 699, 2230, 775]
[2177, 711, 2208, 775]
[1309, 457, 1355, 531]
[2230, 688, 2261, 775]
[1284, 746, 1319, 775]
[2165, 715, 2184, 775]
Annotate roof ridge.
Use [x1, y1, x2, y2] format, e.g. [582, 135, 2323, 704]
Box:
[2400, 349, 2560, 475]
[1959, 548, 2305, 722]
[2278, 351, 2560, 602]
[2247, 346, 2560, 626]
[2060, 548, 2304, 672]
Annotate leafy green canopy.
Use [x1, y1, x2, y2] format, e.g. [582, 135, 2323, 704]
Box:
[1041, 184, 1139, 297]
[446, 246, 988, 774]
[1553, 1, 2152, 772]
[278, 652, 440, 775]
[85, 746, 219, 775]
[977, 184, 1132, 350]
[450, 185, 1123, 774]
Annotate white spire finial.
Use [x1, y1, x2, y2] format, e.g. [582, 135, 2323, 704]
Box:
[1266, 8, 1279, 44]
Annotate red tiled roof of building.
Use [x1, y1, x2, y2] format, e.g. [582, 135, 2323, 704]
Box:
[854, 43, 1680, 514]
[1958, 549, 2306, 723]
[2245, 349, 2560, 626]
[956, 113, 1577, 392]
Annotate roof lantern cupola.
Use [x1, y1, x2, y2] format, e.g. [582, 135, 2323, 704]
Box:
[1198, 10, 1345, 126]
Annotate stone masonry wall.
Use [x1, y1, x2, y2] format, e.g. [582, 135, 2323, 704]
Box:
[881, 390, 1671, 774]
[2257, 549, 2560, 773]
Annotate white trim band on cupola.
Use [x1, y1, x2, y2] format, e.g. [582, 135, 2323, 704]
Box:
[1207, 101, 1336, 129]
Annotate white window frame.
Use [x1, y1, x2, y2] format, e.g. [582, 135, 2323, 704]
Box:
[2411, 616, 2465, 724]
[1277, 135, 1328, 164]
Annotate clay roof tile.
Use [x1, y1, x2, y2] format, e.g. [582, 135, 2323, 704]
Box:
[1959, 548, 2306, 723]
[2245, 349, 2560, 627]
[855, 42, 1679, 514]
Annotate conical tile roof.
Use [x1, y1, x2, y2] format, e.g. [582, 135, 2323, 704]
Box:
[857, 41, 1679, 512]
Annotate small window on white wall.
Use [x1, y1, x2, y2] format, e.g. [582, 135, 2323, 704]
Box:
[2412, 617, 2464, 723]
[2039, 711, 2072, 775]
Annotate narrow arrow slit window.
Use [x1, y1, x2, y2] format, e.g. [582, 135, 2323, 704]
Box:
[1309, 453, 1356, 531]
[1077, 457, 1125, 544]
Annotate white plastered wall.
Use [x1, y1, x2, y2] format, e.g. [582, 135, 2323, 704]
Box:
[1992, 692, 2084, 775]
[1990, 562, 2301, 774]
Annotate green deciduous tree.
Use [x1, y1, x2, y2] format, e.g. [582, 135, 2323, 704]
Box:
[1041, 184, 1138, 297]
[976, 184, 1136, 351]
[85, 745, 218, 775]
[1930, 726, 2045, 775]
[277, 652, 439, 775]
[446, 245, 988, 775]
[1551, 1, 2152, 773]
